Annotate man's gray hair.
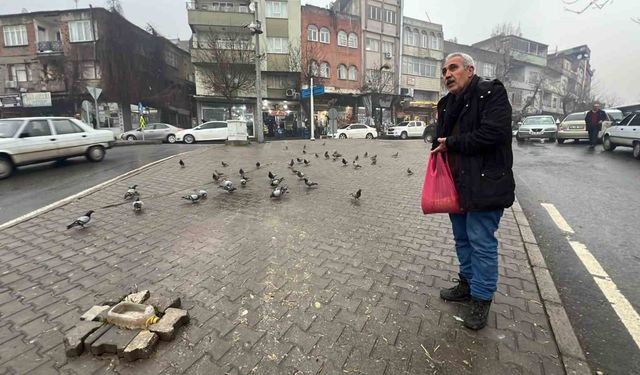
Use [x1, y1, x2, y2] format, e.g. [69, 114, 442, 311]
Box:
[444, 52, 475, 68]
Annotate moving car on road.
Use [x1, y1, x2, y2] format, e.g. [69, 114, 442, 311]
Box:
[334, 123, 377, 139]
[386, 120, 426, 139]
[120, 123, 183, 143]
[0, 117, 115, 179]
[602, 111, 640, 159]
[175, 121, 228, 143]
[557, 109, 623, 144]
[515, 115, 558, 143]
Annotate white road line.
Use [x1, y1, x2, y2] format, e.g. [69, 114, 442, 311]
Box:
[541, 203, 640, 350]
[541, 203, 575, 234]
[0, 152, 185, 231]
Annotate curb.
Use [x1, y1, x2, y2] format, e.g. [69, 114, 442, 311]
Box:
[511, 199, 592, 375]
[113, 140, 164, 146]
[0, 152, 188, 231]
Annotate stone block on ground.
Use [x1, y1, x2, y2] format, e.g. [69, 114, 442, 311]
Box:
[147, 293, 181, 314]
[80, 305, 110, 322]
[63, 321, 104, 357]
[90, 326, 140, 357]
[123, 330, 159, 362]
[125, 290, 150, 304]
[82, 324, 112, 353]
[149, 308, 189, 341]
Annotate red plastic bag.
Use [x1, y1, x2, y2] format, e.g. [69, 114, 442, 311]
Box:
[421, 153, 463, 214]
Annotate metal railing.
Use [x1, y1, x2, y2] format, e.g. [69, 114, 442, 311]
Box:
[37, 40, 63, 54]
[186, 1, 252, 13]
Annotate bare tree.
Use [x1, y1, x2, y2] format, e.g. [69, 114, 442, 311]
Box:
[360, 64, 397, 129]
[562, 0, 639, 24]
[490, 22, 522, 37]
[193, 30, 256, 116]
[105, 0, 124, 15]
[286, 40, 327, 91]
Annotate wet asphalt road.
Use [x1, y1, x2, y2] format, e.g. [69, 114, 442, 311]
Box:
[0, 143, 202, 225]
[513, 139, 640, 375]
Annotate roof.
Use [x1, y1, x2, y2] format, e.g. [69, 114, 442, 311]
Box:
[0, 7, 99, 19]
[473, 34, 549, 48]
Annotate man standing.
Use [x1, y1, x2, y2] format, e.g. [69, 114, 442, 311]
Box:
[585, 102, 606, 149]
[431, 53, 515, 330]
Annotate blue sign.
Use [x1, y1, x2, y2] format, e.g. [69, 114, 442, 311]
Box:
[300, 85, 325, 99]
[138, 102, 144, 114]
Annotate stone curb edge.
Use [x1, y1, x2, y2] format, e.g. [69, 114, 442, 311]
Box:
[0, 151, 190, 231]
[511, 199, 593, 375]
[113, 140, 164, 146]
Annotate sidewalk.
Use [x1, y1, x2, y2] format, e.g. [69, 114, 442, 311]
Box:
[0, 139, 584, 374]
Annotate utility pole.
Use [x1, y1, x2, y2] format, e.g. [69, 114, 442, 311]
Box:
[252, 1, 264, 143]
[310, 76, 315, 141]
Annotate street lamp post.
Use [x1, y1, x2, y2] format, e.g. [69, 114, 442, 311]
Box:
[378, 64, 391, 132]
[310, 76, 315, 141]
[248, 1, 264, 143]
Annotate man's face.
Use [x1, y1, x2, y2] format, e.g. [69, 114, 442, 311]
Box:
[593, 104, 600, 111]
[442, 56, 475, 95]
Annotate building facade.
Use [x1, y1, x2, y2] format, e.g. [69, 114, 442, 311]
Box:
[0, 8, 194, 132]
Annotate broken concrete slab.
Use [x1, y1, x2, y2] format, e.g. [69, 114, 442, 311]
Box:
[80, 305, 111, 322]
[63, 321, 104, 357]
[123, 330, 159, 362]
[147, 293, 181, 314]
[82, 324, 112, 353]
[90, 326, 140, 357]
[125, 290, 150, 304]
[149, 308, 189, 341]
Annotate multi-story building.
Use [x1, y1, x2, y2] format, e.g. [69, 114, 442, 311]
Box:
[546, 45, 593, 117]
[398, 17, 443, 123]
[187, 0, 301, 138]
[0, 8, 194, 131]
[443, 40, 501, 81]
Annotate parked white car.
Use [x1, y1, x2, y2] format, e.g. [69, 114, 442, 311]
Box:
[0, 117, 115, 179]
[386, 120, 426, 139]
[334, 123, 378, 139]
[175, 121, 228, 143]
[602, 112, 640, 159]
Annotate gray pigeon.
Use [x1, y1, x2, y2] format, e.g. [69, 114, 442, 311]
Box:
[219, 180, 236, 193]
[67, 210, 94, 229]
[407, 168, 413, 176]
[123, 185, 138, 200]
[132, 198, 143, 212]
[303, 178, 318, 188]
[195, 189, 208, 198]
[182, 194, 201, 203]
[271, 177, 285, 186]
[270, 185, 288, 198]
[350, 189, 362, 200]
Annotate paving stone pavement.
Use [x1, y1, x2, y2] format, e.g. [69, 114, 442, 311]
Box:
[0, 139, 566, 374]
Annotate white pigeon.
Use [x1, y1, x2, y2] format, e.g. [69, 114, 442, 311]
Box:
[67, 210, 94, 229]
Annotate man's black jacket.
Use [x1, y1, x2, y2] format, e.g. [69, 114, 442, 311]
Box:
[431, 75, 515, 211]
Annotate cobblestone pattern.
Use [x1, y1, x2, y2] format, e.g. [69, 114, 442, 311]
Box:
[0, 140, 564, 374]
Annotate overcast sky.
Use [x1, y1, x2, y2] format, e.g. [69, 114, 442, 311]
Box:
[2, 0, 638, 104]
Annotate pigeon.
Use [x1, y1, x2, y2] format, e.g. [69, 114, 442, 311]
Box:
[270, 185, 288, 198]
[371, 158, 377, 165]
[221, 161, 229, 168]
[241, 177, 248, 186]
[407, 168, 413, 176]
[212, 172, 221, 181]
[268, 171, 276, 179]
[214, 169, 225, 176]
[195, 189, 208, 199]
[303, 144, 307, 150]
[371, 154, 377, 159]
[256, 162, 261, 169]
[315, 153, 319, 158]
[364, 152, 368, 158]
[342, 158, 348, 166]
[296, 157, 303, 163]
[391, 152, 399, 158]
[132, 197, 143, 212]
[291, 168, 299, 175]
[219, 180, 237, 193]
[296, 170, 305, 179]
[285, 145, 288, 150]
[289, 159, 295, 167]
[303, 159, 310, 166]
[350, 189, 362, 200]
[182, 193, 201, 203]
[67, 210, 94, 229]
[179, 159, 185, 168]
[239, 168, 245, 176]
[324, 151, 330, 159]
[271, 177, 285, 186]
[355, 155, 359, 161]
[123, 185, 138, 200]
[303, 178, 318, 188]
[353, 161, 362, 169]
[302, 150, 307, 155]
[322, 142, 326, 146]
[333, 151, 342, 158]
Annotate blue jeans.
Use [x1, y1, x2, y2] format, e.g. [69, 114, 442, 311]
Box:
[449, 209, 504, 301]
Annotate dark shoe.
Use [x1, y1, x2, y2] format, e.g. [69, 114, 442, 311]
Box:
[439, 274, 471, 302]
[463, 297, 492, 330]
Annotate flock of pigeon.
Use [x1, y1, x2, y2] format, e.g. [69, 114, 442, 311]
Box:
[66, 142, 412, 230]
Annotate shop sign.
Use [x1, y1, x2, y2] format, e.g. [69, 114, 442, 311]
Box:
[22, 92, 52, 107]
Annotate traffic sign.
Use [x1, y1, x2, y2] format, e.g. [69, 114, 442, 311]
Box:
[139, 115, 146, 129]
[86, 86, 102, 100]
[138, 102, 144, 114]
[301, 85, 325, 99]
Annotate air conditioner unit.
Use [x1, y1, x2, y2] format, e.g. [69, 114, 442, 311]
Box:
[5, 81, 17, 89]
[400, 88, 414, 98]
[285, 89, 295, 97]
[384, 52, 393, 59]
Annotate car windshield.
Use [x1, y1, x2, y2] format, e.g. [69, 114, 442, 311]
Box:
[607, 111, 623, 121]
[564, 113, 585, 122]
[523, 117, 555, 125]
[0, 120, 22, 138]
[397, 122, 409, 127]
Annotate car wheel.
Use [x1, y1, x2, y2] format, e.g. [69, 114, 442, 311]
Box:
[633, 142, 640, 160]
[557, 138, 565, 144]
[602, 136, 615, 151]
[126, 135, 137, 141]
[167, 134, 177, 144]
[400, 132, 408, 140]
[574, 139, 580, 143]
[549, 137, 556, 143]
[0, 156, 13, 180]
[86, 146, 105, 162]
[339, 133, 347, 139]
[366, 133, 374, 139]
[184, 134, 195, 144]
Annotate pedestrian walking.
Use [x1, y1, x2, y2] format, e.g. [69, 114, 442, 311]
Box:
[584, 102, 606, 149]
[430, 52, 515, 330]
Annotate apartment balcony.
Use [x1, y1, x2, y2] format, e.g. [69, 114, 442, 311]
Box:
[187, 1, 253, 29]
[36, 41, 64, 58]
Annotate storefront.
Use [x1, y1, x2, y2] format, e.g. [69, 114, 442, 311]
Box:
[396, 100, 437, 125]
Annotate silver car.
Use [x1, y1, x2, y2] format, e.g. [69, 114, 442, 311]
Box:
[120, 123, 183, 143]
[515, 115, 558, 143]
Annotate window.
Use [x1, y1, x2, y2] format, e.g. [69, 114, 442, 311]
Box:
[320, 62, 330, 78]
[348, 66, 357, 81]
[164, 51, 178, 68]
[9, 64, 31, 82]
[384, 9, 396, 24]
[211, 2, 233, 11]
[3, 25, 28, 47]
[421, 32, 428, 48]
[366, 38, 379, 51]
[527, 71, 540, 84]
[265, 1, 288, 18]
[552, 97, 558, 108]
[307, 25, 318, 41]
[367, 5, 381, 21]
[429, 32, 438, 49]
[511, 90, 523, 106]
[69, 20, 94, 42]
[338, 64, 348, 80]
[309, 60, 319, 76]
[52, 119, 84, 134]
[78, 61, 101, 80]
[21, 120, 51, 137]
[404, 28, 415, 46]
[402, 56, 437, 77]
[267, 37, 288, 53]
[337, 31, 348, 46]
[382, 41, 393, 55]
[629, 115, 640, 126]
[319, 27, 330, 44]
[348, 33, 358, 48]
[481, 63, 496, 78]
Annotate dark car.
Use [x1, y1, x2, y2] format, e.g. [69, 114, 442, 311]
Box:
[423, 122, 437, 143]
